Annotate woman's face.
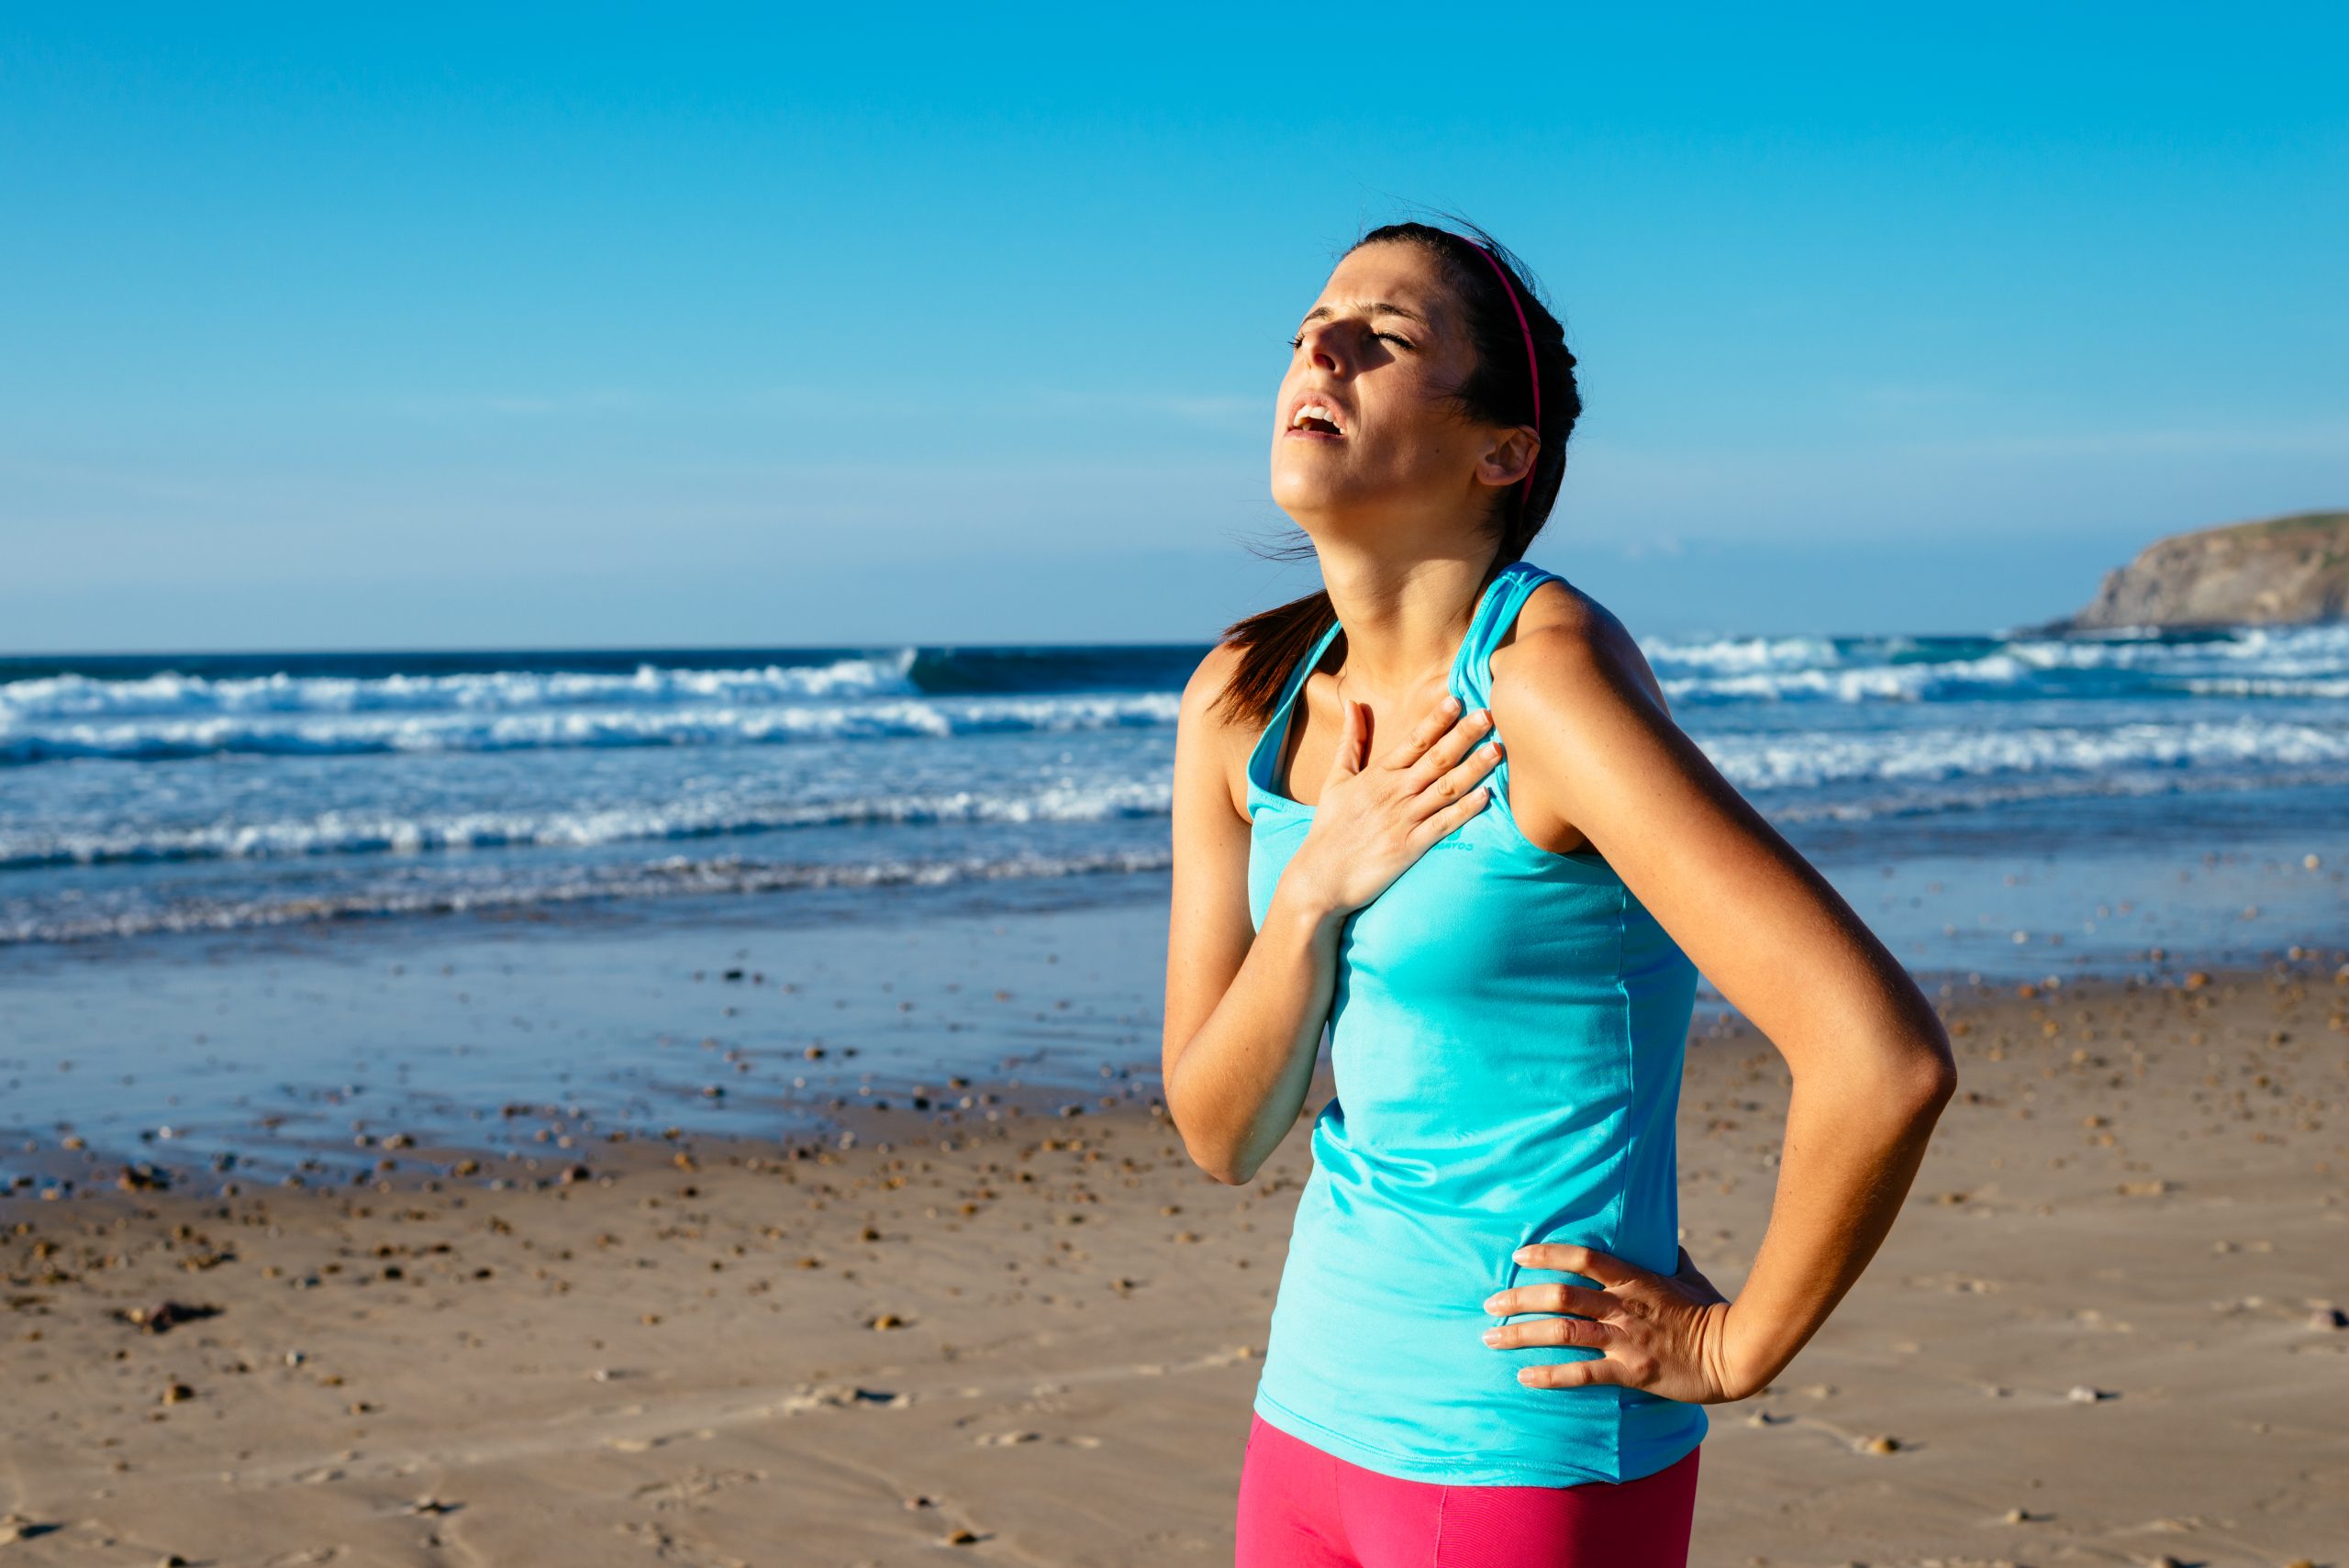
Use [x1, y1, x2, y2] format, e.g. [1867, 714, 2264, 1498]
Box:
[1269, 240, 1530, 533]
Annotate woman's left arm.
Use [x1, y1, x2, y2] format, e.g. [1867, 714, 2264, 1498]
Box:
[1478, 604, 1958, 1404]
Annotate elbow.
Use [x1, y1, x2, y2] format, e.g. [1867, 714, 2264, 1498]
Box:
[1174, 1140, 1249, 1187]
[1901, 1029, 1960, 1117]
[1812, 1025, 1957, 1121]
[1220, 1148, 1268, 1186]
[1165, 1095, 1253, 1186]
[1181, 1134, 1256, 1187]
[1912, 1057, 1959, 1116]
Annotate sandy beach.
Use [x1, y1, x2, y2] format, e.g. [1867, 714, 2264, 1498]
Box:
[4, 960, 2343, 1567]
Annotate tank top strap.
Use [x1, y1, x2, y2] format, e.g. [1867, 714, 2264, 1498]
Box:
[1246, 612, 1345, 813]
[1451, 559, 1564, 714]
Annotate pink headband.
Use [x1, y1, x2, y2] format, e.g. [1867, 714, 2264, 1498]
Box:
[1468, 241, 1541, 506]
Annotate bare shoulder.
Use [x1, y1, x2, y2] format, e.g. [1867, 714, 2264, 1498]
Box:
[1482, 575, 1954, 1101]
[1489, 576, 1672, 719]
[1178, 636, 1253, 737]
[1175, 638, 1258, 824]
[1480, 579, 1675, 857]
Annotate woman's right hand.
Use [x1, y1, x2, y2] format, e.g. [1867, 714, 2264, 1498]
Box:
[1285, 693, 1504, 918]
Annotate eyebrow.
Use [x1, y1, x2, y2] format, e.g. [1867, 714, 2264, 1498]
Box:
[1298, 300, 1431, 328]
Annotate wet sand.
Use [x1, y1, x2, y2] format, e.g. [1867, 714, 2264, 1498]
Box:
[3, 963, 2344, 1566]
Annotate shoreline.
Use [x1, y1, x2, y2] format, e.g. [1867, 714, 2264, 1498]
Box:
[6, 808, 2341, 1209]
[9, 948, 2339, 1211]
[5, 959, 2343, 1563]
[10, 946, 2343, 1206]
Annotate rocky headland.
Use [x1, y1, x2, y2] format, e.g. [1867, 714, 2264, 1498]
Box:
[2039, 509, 2349, 632]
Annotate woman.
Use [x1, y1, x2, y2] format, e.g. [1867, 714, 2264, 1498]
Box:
[1162, 218, 1958, 1568]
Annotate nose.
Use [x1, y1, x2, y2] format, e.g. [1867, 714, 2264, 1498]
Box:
[1296, 321, 1349, 377]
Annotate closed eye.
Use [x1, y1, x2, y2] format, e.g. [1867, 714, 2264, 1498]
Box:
[1286, 331, 1414, 350]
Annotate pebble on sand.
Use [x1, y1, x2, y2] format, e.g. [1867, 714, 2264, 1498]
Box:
[116, 1301, 219, 1333]
[0, 1512, 54, 1544]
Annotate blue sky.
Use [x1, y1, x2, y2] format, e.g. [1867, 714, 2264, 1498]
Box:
[5, 6, 2345, 651]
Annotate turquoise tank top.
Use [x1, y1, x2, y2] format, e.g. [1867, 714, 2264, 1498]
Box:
[1243, 557, 1709, 1487]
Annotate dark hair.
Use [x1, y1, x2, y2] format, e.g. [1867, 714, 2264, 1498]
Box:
[1210, 215, 1583, 730]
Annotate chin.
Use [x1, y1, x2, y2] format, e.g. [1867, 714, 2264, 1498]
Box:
[1268, 460, 1350, 519]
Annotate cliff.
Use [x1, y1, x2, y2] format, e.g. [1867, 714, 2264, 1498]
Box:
[2041, 509, 2349, 632]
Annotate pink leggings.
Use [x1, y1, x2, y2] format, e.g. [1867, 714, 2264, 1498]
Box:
[1234, 1413, 1700, 1568]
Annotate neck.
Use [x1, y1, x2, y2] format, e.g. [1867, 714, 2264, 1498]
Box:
[1316, 545, 1504, 706]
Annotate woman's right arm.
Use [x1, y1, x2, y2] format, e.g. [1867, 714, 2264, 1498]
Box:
[1161, 643, 1500, 1185]
[1161, 642, 1341, 1185]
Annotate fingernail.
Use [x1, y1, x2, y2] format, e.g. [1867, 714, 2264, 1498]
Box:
[1516, 1368, 1536, 1384]
[1481, 1329, 1502, 1345]
[1444, 694, 1461, 712]
[1512, 1247, 1531, 1262]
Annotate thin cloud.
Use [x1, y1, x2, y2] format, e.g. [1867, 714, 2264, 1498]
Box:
[392, 389, 645, 419]
[1854, 381, 1978, 410]
[749, 385, 1265, 427]
[1889, 417, 2349, 460]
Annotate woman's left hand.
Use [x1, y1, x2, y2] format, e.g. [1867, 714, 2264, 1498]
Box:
[1480, 1241, 1748, 1404]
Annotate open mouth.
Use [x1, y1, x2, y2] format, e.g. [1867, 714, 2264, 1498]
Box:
[1287, 401, 1346, 438]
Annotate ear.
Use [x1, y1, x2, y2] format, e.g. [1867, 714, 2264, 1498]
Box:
[1472, 426, 1540, 491]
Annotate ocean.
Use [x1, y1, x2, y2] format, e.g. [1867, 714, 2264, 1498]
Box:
[4, 615, 2343, 1188]
[5, 620, 2345, 951]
